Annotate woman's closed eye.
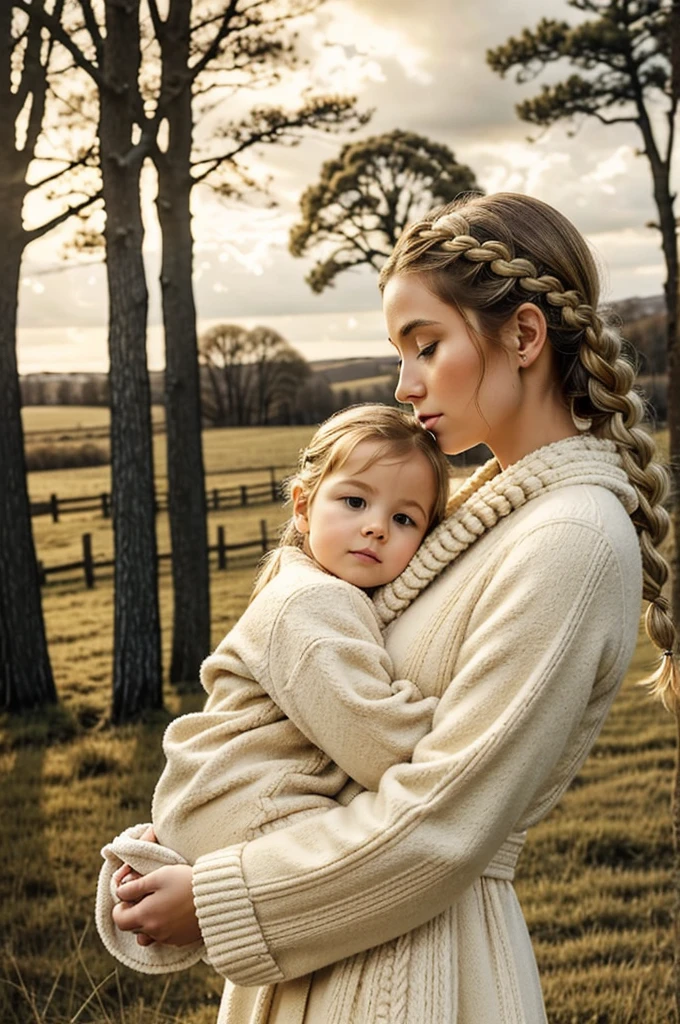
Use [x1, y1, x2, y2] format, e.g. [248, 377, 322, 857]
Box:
[417, 341, 438, 360]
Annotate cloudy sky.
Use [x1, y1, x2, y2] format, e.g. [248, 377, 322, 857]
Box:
[17, 0, 673, 373]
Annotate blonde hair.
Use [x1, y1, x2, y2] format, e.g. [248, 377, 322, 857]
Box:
[251, 404, 452, 600]
[379, 192, 678, 710]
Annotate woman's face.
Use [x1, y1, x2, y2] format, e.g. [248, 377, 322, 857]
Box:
[383, 274, 521, 456]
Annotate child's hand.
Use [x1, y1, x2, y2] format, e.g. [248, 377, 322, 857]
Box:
[113, 865, 200, 947]
[111, 825, 158, 888]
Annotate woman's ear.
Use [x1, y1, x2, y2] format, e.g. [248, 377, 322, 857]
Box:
[513, 302, 548, 368]
[291, 482, 310, 534]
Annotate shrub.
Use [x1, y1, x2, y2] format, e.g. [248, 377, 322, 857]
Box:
[25, 441, 110, 472]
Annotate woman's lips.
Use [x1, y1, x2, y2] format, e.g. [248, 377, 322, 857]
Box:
[351, 549, 381, 564]
[420, 414, 442, 432]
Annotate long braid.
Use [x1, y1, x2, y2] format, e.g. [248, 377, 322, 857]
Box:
[563, 301, 679, 710]
[382, 202, 679, 710]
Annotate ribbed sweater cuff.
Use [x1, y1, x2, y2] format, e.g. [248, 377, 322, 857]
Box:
[193, 844, 284, 986]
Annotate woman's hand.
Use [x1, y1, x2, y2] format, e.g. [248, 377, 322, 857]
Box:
[113, 864, 201, 947]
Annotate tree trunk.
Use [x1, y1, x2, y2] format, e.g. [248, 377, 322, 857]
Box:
[156, 0, 210, 686]
[0, 231, 56, 711]
[101, 0, 162, 723]
[0, 1, 56, 711]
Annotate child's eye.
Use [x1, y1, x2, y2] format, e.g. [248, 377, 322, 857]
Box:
[393, 512, 416, 527]
[418, 342, 438, 360]
[344, 496, 366, 510]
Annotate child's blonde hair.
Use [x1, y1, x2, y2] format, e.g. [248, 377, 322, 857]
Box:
[251, 404, 452, 600]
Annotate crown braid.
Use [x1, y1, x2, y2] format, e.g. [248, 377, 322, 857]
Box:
[381, 199, 679, 710]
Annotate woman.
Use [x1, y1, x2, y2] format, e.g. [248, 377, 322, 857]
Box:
[112, 192, 678, 1023]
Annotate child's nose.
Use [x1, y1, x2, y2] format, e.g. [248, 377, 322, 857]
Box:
[361, 520, 387, 541]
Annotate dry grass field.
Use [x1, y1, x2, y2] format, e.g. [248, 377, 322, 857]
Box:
[1, 413, 676, 1022]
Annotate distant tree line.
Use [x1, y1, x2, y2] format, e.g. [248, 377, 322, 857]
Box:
[19, 347, 401, 428]
[20, 300, 668, 423]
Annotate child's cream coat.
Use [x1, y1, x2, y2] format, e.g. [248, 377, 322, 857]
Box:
[152, 548, 437, 861]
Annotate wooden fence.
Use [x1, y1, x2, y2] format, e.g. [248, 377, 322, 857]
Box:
[37, 520, 274, 589]
[30, 466, 288, 522]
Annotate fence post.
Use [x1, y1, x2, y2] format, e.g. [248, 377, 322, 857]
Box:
[213, 488, 220, 511]
[82, 533, 95, 588]
[101, 492, 110, 518]
[50, 493, 59, 523]
[217, 525, 227, 570]
[37, 560, 46, 586]
[240, 484, 248, 507]
[260, 519, 268, 554]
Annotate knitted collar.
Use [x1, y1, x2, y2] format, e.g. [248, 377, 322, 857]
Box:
[373, 434, 638, 627]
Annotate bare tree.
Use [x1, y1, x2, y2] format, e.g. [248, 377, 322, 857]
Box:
[200, 322, 309, 425]
[0, 2, 99, 711]
[249, 325, 310, 424]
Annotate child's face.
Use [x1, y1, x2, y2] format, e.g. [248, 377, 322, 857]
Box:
[293, 440, 437, 589]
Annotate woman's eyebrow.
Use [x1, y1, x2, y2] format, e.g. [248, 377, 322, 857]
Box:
[399, 318, 442, 339]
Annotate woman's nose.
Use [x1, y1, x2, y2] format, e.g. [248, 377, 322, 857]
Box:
[395, 361, 425, 405]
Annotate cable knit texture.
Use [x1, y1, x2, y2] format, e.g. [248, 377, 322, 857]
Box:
[185, 435, 642, 1024]
[373, 435, 636, 625]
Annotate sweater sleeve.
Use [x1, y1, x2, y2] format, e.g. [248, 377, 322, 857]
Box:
[192, 520, 637, 985]
[247, 581, 439, 791]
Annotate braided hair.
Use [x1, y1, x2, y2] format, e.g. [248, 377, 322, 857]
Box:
[378, 192, 678, 710]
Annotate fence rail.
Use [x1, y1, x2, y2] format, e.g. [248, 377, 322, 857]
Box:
[25, 421, 167, 443]
[37, 521, 274, 589]
[30, 466, 289, 522]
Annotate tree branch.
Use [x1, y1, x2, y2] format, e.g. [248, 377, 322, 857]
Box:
[23, 191, 102, 246]
[13, 0, 103, 87]
[25, 147, 97, 192]
[78, 0, 104, 63]
[591, 110, 640, 124]
[188, 0, 239, 83]
[147, 0, 165, 43]
[23, 0, 66, 160]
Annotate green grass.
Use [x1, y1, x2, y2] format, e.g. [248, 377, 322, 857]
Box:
[2, 419, 676, 1022]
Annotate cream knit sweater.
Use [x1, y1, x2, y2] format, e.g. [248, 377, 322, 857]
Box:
[159, 435, 643, 1024]
[152, 549, 438, 862]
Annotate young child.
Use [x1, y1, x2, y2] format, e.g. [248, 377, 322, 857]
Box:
[97, 404, 452, 973]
